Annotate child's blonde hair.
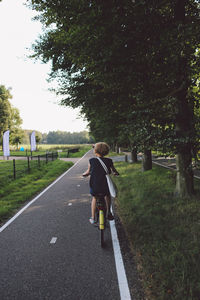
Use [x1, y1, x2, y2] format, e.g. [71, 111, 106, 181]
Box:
[94, 142, 110, 156]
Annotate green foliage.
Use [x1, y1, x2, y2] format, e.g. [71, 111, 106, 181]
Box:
[20, 129, 93, 145]
[113, 162, 200, 299]
[21, 129, 45, 145]
[0, 85, 23, 145]
[45, 130, 94, 144]
[27, 0, 200, 195]
[26, 0, 200, 146]
[0, 85, 12, 141]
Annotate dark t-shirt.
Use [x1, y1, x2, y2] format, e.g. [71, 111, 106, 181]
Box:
[89, 157, 114, 196]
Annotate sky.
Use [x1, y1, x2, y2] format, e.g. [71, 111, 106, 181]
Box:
[0, 0, 88, 133]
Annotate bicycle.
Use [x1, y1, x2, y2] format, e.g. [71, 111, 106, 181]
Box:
[95, 194, 107, 247]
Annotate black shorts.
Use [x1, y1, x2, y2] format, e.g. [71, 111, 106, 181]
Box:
[90, 187, 109, 197]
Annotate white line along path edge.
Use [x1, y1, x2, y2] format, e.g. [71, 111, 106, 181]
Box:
[0, 150, 132, 299]
[0, 150, 90, 233]
[110, 206, 132, 300]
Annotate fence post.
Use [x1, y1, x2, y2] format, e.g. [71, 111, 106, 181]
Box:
[46, 153, 48, 164]
[13, 159, 16, 179]
[38, 155, 40, 167]
[125, 154, 128, 162]
[52, 152, 53, 161]
[27, 156, 30, 172]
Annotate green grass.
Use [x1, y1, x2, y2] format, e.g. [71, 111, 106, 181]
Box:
[67, 145, 91, 157]
[0, 157, 60, 184]
[0, 159, 73, 225]
[0, 144, 92, 158]
[0, 145, 123, 158]
[0, 150, 49, 157]
[113, 162, 200, 300]
[107, 151, 125, 157]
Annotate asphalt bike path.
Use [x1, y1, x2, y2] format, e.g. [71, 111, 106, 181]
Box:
[0, 150, 131, 300]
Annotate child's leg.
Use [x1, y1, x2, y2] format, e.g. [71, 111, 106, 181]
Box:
[91, 196, 96, 219]
[105, 195, 113, 216]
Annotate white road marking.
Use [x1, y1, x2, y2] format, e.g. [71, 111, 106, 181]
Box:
[110, 206, 132, 300]
[50, 237, 57, 244]
[0, 150, 90, 233]
[77, 184, 80, 187]
[68, 203, 72, 206]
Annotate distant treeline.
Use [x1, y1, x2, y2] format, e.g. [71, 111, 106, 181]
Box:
[22, 130, 94, 145]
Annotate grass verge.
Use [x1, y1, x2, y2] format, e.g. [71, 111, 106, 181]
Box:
[0, 144, 93, 157]
[58, 145, 92, 158]
[0, 150, 48, 157]
[0, 159, 73, 225]
[107, 151, 125, 157]
[68, 145, 91, 158]
[113, 162, 200, 300]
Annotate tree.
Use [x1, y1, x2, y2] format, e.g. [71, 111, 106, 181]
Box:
[22, 129, 44, 144]
[9, 107, 24, 147]
[27, 0, 200, 197]
[45, 130, 93, 144]
[0, 85, 23, 147]
[172, 0, 196, 196]
[0, 85, 12, 143]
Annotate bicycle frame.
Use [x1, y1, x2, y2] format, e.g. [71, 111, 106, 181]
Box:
[95, 195, 107, 247]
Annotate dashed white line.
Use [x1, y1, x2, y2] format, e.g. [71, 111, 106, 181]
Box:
[68, 203, 72, 206]
[50, 237, 57, 244]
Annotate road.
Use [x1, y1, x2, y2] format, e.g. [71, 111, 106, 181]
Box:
[0, 150, 132, 300]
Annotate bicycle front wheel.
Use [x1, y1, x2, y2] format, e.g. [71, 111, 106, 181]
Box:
[100, 229, 104, 247]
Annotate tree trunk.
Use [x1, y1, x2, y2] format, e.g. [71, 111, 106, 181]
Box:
[142, 149, 152, 171]
[115, 144, 119, 154]
[131, 149, 138, 163]
[175, 148, 194, 197]
[174, 95, 195, 197]
[173, 0, 195, 197]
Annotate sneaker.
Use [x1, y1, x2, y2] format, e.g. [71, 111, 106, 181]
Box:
[107, 213, 114, 221]
[89, 217, 96, 224]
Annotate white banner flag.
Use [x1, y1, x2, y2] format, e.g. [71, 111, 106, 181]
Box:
[30, 131, 36, 151]
[3, 130, 10, 157]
